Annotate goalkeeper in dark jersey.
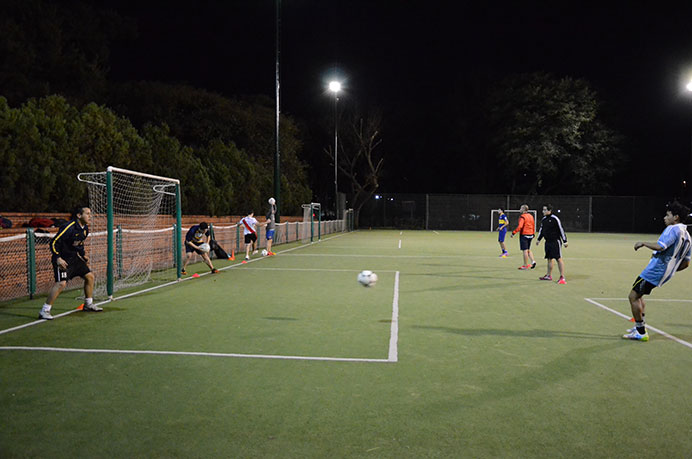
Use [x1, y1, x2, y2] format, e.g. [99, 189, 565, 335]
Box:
[38, 206, 101, 320]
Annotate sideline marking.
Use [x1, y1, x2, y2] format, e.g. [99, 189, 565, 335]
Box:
[584, 298, 692, 350]
[398, 239, 402, 249]
[388, 271, 400, 362]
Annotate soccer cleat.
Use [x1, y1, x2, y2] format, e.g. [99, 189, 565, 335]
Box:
[252, 250, 258, 255]
[499, 253, 506, 258]
[531, 261, 537, 269]
[518, 265, 529, 270]
[557, 277, 566, 284]
[38, 310, 54, 320]
[181, 269, 187, 275]
[539, 275, 552, 281]
[211, 268, 219, 274]
[622, 329, 649, 341]
[83, 303, 103, 312]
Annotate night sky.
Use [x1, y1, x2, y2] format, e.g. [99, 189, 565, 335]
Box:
[102, 1, 692, 196]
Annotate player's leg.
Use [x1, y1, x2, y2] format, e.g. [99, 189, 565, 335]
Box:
[82, 272, 102, 311]
[181, 251, 192, 274]
[624, 280, 650, 341]
[202, 253, 218, 273]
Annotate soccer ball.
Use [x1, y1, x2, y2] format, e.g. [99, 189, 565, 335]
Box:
[357, 270, 378, 287]
[261, 249, 268, 256]
[268, 197, 276, 205]
[198, 243, 210, 253]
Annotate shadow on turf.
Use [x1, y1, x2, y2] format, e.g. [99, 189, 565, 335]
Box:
[413, 325, 613, 340]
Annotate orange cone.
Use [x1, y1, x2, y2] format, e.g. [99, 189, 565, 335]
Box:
[192, 273, 200, 278]
[629, 317, 635, 322]
[77, 303, 84, 310]
[229, 249, 235, 261]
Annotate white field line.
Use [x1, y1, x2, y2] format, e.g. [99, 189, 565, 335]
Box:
[588, 298, 692, 303]
[433, 231, 440, 234]
[241, 267, 398, 273]
[0, 346, 392, 363]
[398, 239, 402, 249]
[0, 232, 350, 337]
[388, 271, 400, 362]
[584, 298, 692, 350]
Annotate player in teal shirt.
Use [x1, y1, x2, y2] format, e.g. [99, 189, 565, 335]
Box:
[497, 208, 509, 257]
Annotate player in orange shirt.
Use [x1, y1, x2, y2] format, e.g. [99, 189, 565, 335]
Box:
[510, 204, 537, 270]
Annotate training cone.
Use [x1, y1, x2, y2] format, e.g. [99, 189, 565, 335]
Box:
[192, 273, 200, 278]
[77, 303, 84, 310]
[229, 249, 235, 261]
[629, 317, 635, 322]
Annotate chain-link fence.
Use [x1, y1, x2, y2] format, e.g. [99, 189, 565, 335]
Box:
[359, 194, 674, 233]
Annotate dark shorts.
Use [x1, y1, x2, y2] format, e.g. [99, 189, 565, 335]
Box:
[244, 233, 257, 244]
[519, 234, 534, 251]
[52, 256, 90, 283]
[498, 229, 507, 243]
[632, 276, 656, 296]
[185, 241, 204, 254]
[544, 240, 562, 260]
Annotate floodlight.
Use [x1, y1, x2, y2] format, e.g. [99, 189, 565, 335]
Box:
[329, 81, 341, 93]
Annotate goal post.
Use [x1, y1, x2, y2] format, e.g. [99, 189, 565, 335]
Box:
[78, 166, 182, 299]
[489, 209, 538, 232]
[301, 202, 321, 243]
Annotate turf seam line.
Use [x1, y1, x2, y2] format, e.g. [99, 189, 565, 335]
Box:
[584, 298, 692, 350]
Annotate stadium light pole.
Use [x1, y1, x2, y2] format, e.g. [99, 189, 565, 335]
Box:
[687, 80, 692, 198]
[329, 80, 341, 218]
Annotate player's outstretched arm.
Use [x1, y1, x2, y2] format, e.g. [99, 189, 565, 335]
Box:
[634, 241, 663, 251]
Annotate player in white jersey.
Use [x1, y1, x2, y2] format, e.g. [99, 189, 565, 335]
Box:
[239, 211, 258, 263]
[624, 201, 691, 341]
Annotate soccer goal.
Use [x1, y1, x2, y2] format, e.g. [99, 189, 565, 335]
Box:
[301, 203, 321, 243]
[78, 166, 182, 299]
[489, 209, 537, 232]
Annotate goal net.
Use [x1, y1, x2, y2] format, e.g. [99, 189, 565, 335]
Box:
[78, 167, 181, 299]
[301, 203, 321, 243]
[489, 209, 538, 232]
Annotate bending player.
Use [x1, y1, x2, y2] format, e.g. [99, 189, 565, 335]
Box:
[182, 222, 218, 275]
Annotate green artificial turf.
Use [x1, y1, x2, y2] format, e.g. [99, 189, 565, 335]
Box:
[1, 230, 691, 457]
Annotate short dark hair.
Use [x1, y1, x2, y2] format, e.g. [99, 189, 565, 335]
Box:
[199, 222, 208, 230]
[72, 205, 89, 219]
[543, 204, 553, 212]
[498, 207, 505, 213]
[667, 201, 691, 224]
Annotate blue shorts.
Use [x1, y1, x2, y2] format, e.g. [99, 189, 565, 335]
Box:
[498, 229, 507, 242]
[266, 229, 275, 240]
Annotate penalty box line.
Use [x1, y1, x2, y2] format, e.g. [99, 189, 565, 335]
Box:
[0, 232, 351, 337]
[1, 270, 401, 364]
[584, 298, 692, 350]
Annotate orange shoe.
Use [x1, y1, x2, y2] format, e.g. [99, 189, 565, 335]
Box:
[211, 268, 219, 274]
[518, 265, 529, 270]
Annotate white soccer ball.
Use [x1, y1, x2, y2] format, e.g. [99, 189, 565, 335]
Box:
[357, 270, 378, 287]
[262, 249, 268, 256]
[268, 197, 276, 205]
[198, 243, 210, 253]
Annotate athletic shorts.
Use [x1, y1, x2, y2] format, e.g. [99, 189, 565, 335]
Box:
[244, 233, 257, 244]
[52, 256, 90, 283]
[543, 240, 562, 260]
[519, 234, 534, 251]
[185, 242, 204, 254]
[266, 229, 275, 241]
[632, 276, 656, 296]
[498, 229, 507, 242]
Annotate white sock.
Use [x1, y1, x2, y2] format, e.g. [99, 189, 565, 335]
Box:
[42, 304, 52, 312]
[85, 298, 93, 306]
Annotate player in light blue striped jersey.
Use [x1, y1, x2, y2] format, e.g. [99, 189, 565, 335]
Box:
[624, 201, 691, 341]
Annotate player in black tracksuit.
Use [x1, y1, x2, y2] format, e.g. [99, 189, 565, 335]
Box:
[38, 206, 100, 320]
[536, 204, 568, 284]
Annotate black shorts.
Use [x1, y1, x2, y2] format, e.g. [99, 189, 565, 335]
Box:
[185, 242, 204, 255]
[544, 240, 563, 260]
[244, 233, 257, 244]
[632, 276, 656, 296]
[519, 234, 534, 251]
[52, 256, 90, 283]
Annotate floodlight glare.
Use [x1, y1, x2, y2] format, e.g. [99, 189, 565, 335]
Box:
[329, 81, 341, 93]
[686, 81, 692, 92]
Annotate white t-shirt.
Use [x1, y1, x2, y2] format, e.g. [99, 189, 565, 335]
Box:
[240, 216, 258, 235]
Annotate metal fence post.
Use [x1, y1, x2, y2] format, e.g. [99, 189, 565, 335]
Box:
[26, 228, 36, 299]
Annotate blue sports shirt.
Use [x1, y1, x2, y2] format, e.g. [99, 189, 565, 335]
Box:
[639, 223, 691, 286]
